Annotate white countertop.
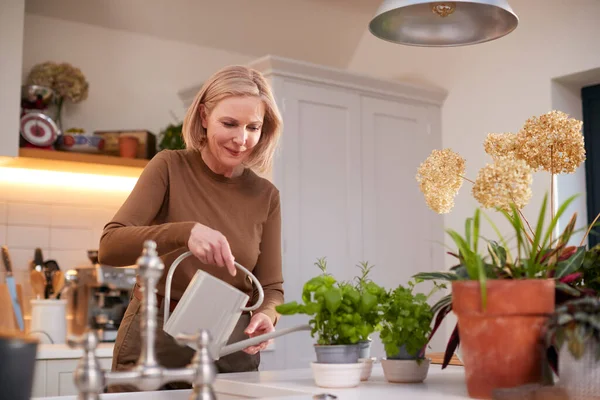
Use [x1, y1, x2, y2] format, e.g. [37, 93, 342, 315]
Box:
[36, 343, 114, 360]
[33, 363, 469, 400]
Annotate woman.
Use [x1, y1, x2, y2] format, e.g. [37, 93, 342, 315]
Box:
[98, 65, 284, 392]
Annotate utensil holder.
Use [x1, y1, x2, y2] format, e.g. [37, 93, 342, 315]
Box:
[30, 299, 67, 344]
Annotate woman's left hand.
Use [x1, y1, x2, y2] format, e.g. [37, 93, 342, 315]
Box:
[243, 312, 274, 354]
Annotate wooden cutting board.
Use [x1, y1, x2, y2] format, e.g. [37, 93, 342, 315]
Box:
[428, 351, 463, 366]
[0, 283, 24, 332]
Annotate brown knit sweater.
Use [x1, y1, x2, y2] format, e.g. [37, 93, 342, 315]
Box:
[98, 148, 284, 323]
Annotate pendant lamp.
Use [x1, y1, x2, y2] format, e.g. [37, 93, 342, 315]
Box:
[368, 1, 518, 47]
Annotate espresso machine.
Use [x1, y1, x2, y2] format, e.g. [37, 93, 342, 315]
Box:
[68, 250, 137, 342]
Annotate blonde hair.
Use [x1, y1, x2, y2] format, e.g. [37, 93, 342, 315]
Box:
[182, 65, 283, 173]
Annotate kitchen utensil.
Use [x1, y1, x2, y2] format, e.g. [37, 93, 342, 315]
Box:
[30, 270, 46, 299]
[1, 246, 24, 331]
[163, 251, 310, 359]
[0, 285, 19, 331]
[32, 248, 44, 273]
[0, 329, 39, 400]
[43, 259, 60, 298]
[51, 270, 65, 299]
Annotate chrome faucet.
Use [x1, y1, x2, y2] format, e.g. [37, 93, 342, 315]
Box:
[68, 240, 218, 400]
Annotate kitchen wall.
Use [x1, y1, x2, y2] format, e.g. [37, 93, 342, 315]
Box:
[0, 172, 135, 317]
[13, 0, 600, 350]
[21, 14, 253, 138]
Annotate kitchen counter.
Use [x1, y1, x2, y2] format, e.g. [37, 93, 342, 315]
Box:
[33, 364, 470, 400]
[36, 343, 114, 360]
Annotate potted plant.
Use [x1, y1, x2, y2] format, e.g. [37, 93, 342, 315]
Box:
[378, 280, 442, 383]
[158, 122, 185, 151]
[275, 258, 383, 388]
[352, 261, 386, 360]
[545, 296, 600, 398]
[412, 110, 596, 399]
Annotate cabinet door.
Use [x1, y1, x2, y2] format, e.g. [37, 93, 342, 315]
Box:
[274, 81, 362, 370]
[361, 95, 442, 286]
[45, 357, 112, 396]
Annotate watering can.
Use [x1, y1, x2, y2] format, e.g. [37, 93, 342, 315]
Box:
[163, 251, 310, 359]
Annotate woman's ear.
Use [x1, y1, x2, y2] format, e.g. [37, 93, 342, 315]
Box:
[199, 105, 208, 129]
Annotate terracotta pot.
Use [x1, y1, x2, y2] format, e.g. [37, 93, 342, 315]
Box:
[452, 279, 555, 399]
[119, 136, 139, 158]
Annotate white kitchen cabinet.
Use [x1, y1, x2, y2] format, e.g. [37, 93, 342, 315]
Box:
[32, 343, 113, 397]
[179, 55, 447, 370]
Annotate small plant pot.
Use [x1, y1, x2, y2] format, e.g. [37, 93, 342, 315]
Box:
[311, 362, 362, 388]
[359, 357, 377, 381]
[381, 357, 430, 383]
[314, 344, 360, 364]
[558, 340, 600, 398]
[119, 136, 139, 158]
[358, 338, 372, 359]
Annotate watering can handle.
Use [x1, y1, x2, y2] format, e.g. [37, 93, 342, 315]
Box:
[163, 250, 264, 325]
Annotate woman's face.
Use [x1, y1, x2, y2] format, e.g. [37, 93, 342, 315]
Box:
[201, 95, 265, 174]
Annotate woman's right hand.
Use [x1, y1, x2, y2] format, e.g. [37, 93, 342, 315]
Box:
[187, 223, 236, 276]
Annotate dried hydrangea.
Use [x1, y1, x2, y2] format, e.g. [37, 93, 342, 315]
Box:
[484, 132, 518, 161]
[26, 61, 58, 89]
[26, 61, 89, 103]
[515, 110, 585, 174]
[472, 157, 533, 212]
[416, 148, 466, 214]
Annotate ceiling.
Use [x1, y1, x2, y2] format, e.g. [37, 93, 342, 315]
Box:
[25, 0, 384, 69]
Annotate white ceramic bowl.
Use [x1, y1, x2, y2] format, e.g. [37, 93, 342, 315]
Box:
[381, 358, 431, 383]
[310, 362, 363, 388]
[358, 357, 376, 381]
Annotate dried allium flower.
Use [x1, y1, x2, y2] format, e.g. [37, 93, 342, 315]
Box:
[416, 148, 466, 214]
[515, 110, 585, 174]
[472, 157, 533, 212]
[484, 132, 518, 161]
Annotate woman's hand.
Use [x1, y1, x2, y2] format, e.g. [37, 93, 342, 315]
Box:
[243, 312, 274, 354]
[188, 223, 236, 276]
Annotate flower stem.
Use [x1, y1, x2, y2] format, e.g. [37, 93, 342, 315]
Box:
[460, 175, 475, 184]
[550, 144, 555, 245]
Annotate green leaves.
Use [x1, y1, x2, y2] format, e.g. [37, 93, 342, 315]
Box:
[545, 297, 600, 362]
[379, 283, 434, 359]
[555, 246, 586, 279]
[275, 257, 386, 345]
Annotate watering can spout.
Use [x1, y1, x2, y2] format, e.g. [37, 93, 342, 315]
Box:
[218, 324, 311, 358]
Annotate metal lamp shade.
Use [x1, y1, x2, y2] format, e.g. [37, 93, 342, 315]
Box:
[369, 0, 518, 47]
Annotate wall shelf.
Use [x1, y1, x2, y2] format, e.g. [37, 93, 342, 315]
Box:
[0, 148, 148, 178]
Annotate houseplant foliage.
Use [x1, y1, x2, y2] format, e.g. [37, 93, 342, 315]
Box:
[413, 110, 595, 399]
[545, 296, 600, 397]
[158, 122, 185, 151]
[379, 280, 439, 360]
[377, 280, 443, 384]
[275, 258, 386, 363]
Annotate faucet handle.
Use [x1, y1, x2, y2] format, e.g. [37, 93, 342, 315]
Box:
[177, 329, 217, 400]
[67, 330, 106, 399]
[67, 329, 99, 352]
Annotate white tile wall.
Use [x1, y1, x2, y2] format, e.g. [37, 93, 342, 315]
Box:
[0, 180, 128, 318]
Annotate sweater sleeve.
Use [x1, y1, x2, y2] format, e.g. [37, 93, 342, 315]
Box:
[251, 189, 284, 325]
[98, 151, 196, 266]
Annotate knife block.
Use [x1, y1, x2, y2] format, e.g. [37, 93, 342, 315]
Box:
[0, 283, 24, 332]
